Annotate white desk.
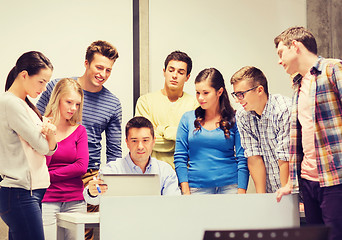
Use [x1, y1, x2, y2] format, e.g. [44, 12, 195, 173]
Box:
[100, 194, 300, 240]
[56, 212, 99, 240]
[55, 194, 301, 240]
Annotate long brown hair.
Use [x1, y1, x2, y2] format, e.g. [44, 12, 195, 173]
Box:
[6, 51, 53, 120]
[194, 68, 235, 138]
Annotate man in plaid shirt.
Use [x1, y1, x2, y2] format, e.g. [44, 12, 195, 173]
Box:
[230, 66, 291, 193]
[275, 26, 342, 240]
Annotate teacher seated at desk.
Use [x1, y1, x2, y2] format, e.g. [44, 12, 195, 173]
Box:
[83, 116, 181, 204]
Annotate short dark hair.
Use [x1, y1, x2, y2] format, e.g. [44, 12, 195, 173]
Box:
[164, 51, 192, 75]
[125, 116, 154, 139]
[230, 66, 269, 96]
[274, 26, 317, 55]
[85, 40, 119, 63]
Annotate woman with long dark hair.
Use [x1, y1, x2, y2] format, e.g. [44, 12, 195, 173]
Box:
[0, 51, 57, 240]
[174, 68, 248, 195]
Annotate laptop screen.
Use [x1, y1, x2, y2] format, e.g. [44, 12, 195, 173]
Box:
[100, 173, 161, 196]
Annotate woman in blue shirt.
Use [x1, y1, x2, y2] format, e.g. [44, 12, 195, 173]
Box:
[174, 68, 248, 195]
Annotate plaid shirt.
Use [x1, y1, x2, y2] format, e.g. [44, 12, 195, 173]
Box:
[236, 94, 291, 193]
[290, 57, 342, 192]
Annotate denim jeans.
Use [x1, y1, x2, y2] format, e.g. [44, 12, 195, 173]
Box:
[0, 187, 46, 240]
[190, 183, 238, 195]
[42, 200, 86, 240]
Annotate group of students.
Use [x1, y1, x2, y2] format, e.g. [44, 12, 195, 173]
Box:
[0, 26, 341, 240]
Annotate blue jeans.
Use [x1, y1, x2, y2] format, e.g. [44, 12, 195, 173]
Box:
[190, 184, 238, 195]
[0, 187, 46, 240]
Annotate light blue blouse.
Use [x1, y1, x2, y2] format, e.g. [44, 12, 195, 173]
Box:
[174, 110, 249, 189]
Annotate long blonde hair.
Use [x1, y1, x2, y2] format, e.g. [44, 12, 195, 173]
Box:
[45, 78, 84, 126]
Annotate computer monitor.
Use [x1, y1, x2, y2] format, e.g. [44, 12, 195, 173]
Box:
[203, 226, 330, 240]
[100, 173, 161, 196]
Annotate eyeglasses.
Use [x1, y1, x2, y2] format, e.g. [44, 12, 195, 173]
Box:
[231, 86, 258, 100]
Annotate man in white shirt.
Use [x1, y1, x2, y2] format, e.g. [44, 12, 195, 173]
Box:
[84, 116, 180, 204]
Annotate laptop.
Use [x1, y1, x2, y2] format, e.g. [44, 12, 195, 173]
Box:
[100, 173, 161, 196]
[203, 226, 330, 240]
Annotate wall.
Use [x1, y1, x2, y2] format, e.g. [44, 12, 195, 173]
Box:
[0, 1, 133, 239]
[148, 0, 307, 109]
[307, 0, 342, 58]
[0, 0, 134, 158]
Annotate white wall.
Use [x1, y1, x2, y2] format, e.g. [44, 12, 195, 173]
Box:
[0, 0, 307, 159]
[0, 0, 133, 158]
[149, 0, 307, 108]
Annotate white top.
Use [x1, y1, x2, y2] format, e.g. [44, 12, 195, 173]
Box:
[0, 91, 53, 190]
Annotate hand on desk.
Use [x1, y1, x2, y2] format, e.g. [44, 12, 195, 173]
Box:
[88, 179, 108, 196]
[238, 188, 246, 194]
[180, 182, 191, 195]
[275, 184, 291, 202]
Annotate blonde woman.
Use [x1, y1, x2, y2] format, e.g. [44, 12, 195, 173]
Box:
[42, 78, 89, 240]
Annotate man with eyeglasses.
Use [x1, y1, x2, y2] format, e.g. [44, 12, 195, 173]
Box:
[230, 66, 291, 193]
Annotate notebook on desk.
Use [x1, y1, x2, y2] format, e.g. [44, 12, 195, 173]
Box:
[100, 173, 161, 196]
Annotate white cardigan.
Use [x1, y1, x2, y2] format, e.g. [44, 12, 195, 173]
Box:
[0, 92, 54, 190]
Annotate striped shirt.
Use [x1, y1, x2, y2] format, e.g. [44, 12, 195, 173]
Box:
[37, 77, 122, 170]
[290, 57, 342, 192]
[236, 94, 291, 193]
